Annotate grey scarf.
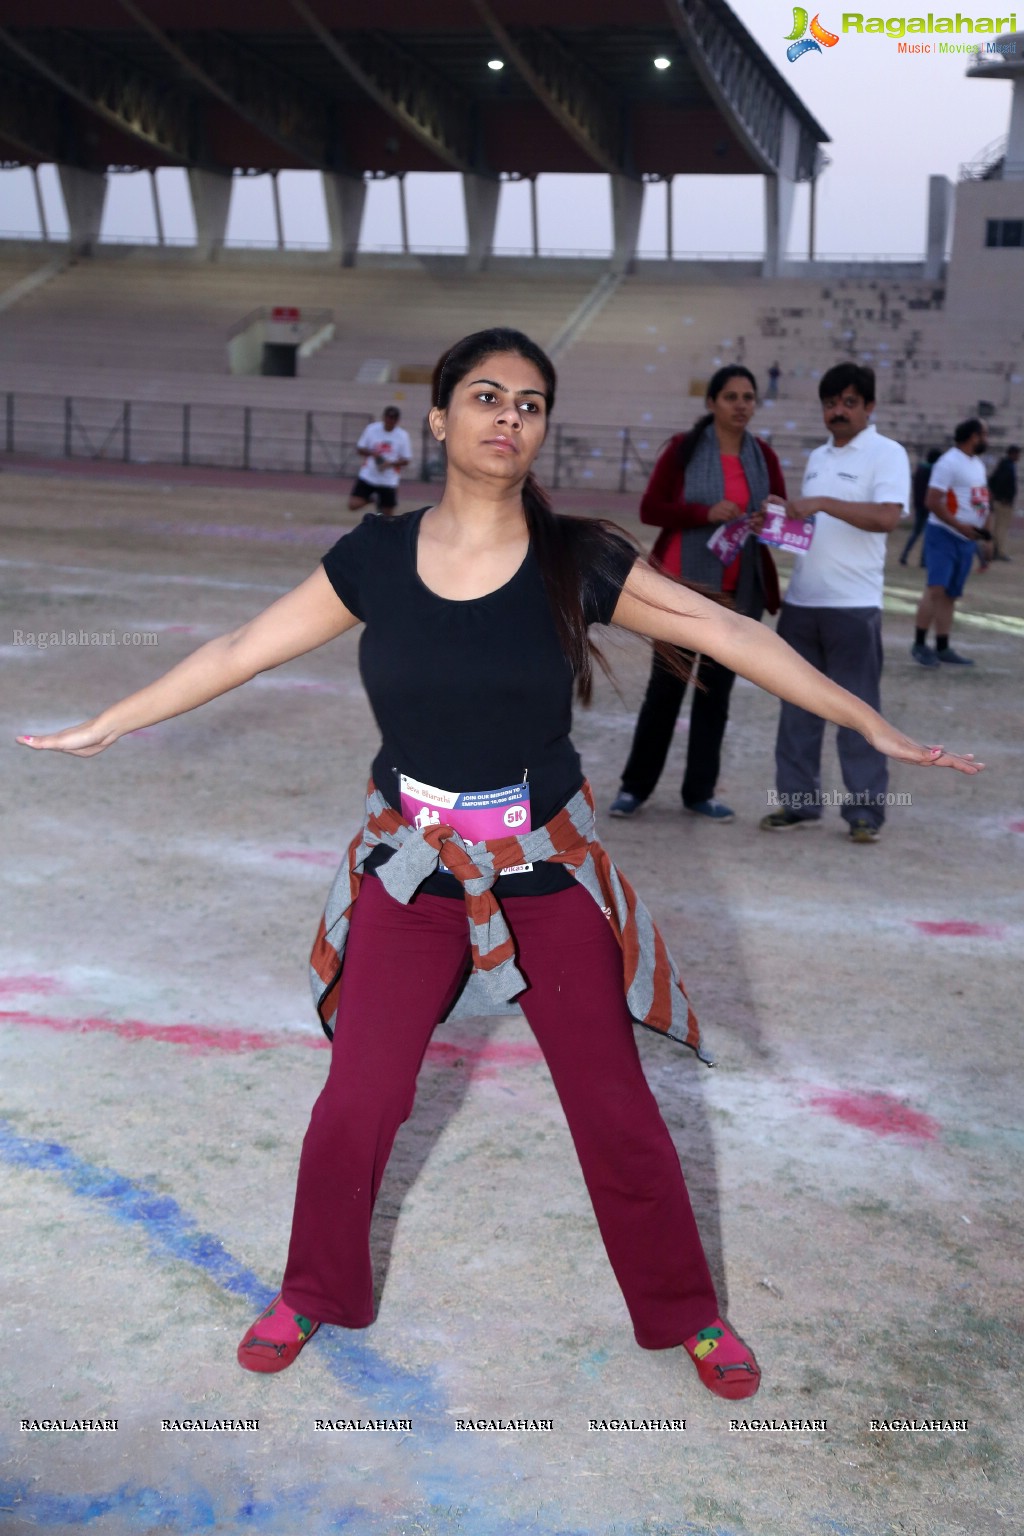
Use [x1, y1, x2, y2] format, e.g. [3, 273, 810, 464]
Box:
[677, 425, 771, 618]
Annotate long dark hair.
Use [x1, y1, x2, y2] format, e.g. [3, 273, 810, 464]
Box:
[432, 328, 634, 704]
[678, 364, 760, 475]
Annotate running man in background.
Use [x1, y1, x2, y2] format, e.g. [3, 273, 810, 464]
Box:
[911, 419, 993, 669]
[349, 406, 413, 516]
[899, 448, 941, 567]
[987, 443, 1018, 562]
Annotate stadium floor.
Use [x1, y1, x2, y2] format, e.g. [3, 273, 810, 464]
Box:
[2, 465, 1022, 1536]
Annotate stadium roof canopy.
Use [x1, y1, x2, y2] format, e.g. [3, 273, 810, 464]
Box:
[0, 0, 829, 184]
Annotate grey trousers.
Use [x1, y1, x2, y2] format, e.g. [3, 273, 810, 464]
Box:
[774, 603, 888, 830]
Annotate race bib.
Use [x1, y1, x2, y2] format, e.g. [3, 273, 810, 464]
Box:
[399, 774, 533, 872]
[707, 517, 750, 566]
[757, 500, 815, 555]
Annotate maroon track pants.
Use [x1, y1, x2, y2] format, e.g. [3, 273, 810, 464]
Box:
[282, 876, 718, 1348]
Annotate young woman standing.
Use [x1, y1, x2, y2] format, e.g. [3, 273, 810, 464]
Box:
[19, 330, 980, 1402]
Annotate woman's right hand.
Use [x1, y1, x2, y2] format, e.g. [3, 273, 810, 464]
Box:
[707, 499, 744, 524]
[17, 718, 118, 758]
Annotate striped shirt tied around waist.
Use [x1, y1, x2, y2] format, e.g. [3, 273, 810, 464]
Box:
[309, 780, 709, 1063]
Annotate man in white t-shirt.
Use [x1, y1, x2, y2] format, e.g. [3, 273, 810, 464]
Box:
[760, 364, 910, 843]
[911, 419, 992, 668]
[349, 406, 413, 516]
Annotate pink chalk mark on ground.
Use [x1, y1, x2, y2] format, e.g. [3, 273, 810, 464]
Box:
[909, 919, 1005, 939]
[806, 1088, 940, 1142]
[1008, 820, 1024, 834]
[0, 975, 68, 999]
[273, 849, 340, 868]
[0, 1009, 543, 1073]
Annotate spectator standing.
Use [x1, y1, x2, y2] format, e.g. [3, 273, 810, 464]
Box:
[760, 363, 910, 843]
[766, 361, 781, 400]
[911, 419, 993, 668]
[349, 406, 412, 516]
[987, 444, 1019, 561]
[609, 365, 782, 824]
[899, 448, 941, 566]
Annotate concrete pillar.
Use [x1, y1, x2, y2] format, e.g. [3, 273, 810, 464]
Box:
[149, 169, 165, 247]
[611, 175, 644, 274]
[32, 166, 49, 242]
[271, 170, 284, 250]
[763, 109, 801, 278]
[924, 175, 953, 281]
[188, 168, 232, 260]
[463, 173, 500, 272]
[57, 165, 108, 255]
[1007, 78, 1024, 177]
[398, 172, 410, 255]
[323, 173, 366, 267]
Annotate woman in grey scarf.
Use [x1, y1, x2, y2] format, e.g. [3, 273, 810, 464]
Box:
[610, 365, 785, 824]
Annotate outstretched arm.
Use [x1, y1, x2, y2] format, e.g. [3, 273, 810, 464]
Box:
[612, 562, 981, 774]
[18, 567, 358, 758]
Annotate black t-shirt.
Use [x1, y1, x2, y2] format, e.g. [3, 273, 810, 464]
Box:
[321, 507, 637, 896]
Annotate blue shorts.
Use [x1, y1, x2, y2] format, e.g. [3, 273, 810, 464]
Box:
[924, 522, 975, 599]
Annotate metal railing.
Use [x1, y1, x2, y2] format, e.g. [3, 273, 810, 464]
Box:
[3, 392, 373, 478]
[0, 231, 927, 263]
[1, 389, 680, 494]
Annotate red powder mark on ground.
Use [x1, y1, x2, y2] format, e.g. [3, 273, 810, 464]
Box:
[0, 976, 67, 998]
[0, 1009, 327, 1055]
[806, 1089, 940, 1142]
[0, 1009, 542, 1073]
[426, 1039, 544, 1078]
[272, 850, 340, 867]
[909, 919, 1005, 939]
[1009, 820, 1024, 834]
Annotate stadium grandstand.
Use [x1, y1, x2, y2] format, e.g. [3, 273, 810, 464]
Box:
[0, 1, 1021, 489]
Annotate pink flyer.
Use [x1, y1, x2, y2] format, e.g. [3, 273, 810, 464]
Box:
[757, 503, 815, 555]
[706, 518, 750, 566]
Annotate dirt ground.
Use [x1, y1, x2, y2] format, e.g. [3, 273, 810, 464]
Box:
[1, 466, 1022, 1536]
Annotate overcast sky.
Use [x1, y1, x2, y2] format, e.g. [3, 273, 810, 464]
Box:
[0, 1, 1014, 258]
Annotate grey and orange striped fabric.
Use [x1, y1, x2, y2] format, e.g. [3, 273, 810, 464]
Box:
[309, 780, 709, 1063]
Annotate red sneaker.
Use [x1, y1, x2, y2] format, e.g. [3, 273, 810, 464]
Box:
[684, 1318, 761, 1400]
[237, 1293, 319, 1374]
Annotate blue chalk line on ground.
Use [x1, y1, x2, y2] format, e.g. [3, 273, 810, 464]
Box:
[5, 1119, 712, 1536]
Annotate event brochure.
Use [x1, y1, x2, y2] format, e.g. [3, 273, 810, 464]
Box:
[399, 773, 533, 856]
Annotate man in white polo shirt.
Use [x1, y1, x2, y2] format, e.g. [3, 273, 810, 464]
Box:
[760, 364, 910, 844]
[911, 418, 993, 668]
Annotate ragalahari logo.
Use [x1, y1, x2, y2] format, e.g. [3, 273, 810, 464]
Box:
[785, 8, 840, 60]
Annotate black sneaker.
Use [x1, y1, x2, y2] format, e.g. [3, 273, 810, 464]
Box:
[759, 810, 818, 832]
[848, 819, 880, 844]
[936, 648, 974, 666]
[910, 642, 940, 669]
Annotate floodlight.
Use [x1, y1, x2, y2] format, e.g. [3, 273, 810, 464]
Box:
[488, 59, 504, 71]
[653, 56, 671, 70]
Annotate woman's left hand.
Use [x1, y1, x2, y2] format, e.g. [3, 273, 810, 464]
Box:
[867, 721, 983, 774]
